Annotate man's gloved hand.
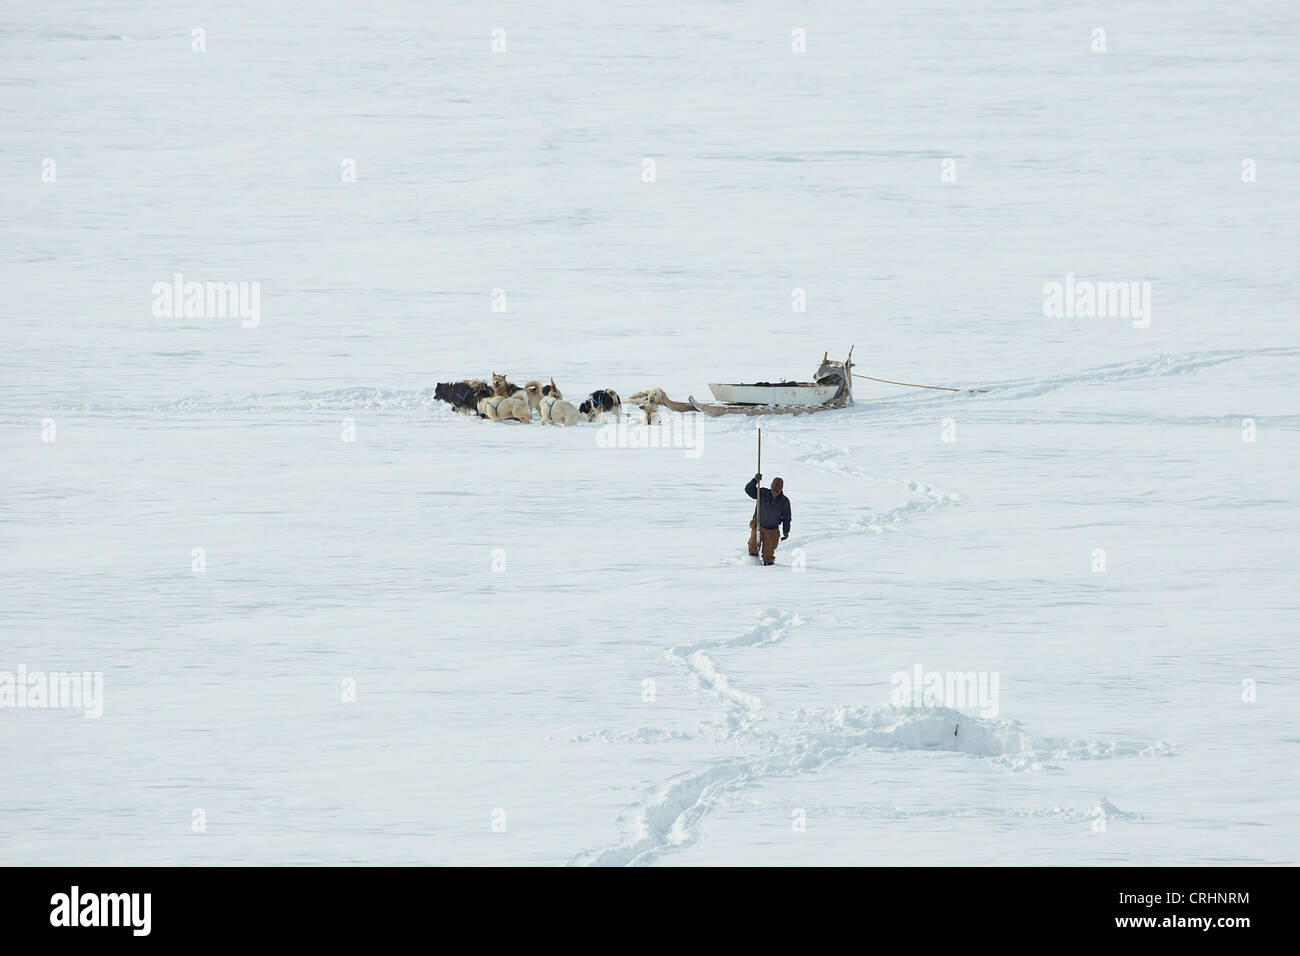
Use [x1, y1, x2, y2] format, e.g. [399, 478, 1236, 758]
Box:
[781, 533, 789, 540]
[754, 472, 761, 482]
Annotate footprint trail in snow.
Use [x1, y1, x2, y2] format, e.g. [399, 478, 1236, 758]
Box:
[572, 607, 1168, 866]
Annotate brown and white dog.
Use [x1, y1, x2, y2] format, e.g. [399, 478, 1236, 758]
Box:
[538, 378, 580, 427]
[577, 388, 622, 424]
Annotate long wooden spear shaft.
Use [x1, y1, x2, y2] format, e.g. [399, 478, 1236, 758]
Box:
[755, 428, 762, 564]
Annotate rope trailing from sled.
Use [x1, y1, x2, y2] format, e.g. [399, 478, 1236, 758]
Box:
[857, 373, 989, 394]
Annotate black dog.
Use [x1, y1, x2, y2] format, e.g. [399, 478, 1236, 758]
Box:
[435, 380, 494, 416]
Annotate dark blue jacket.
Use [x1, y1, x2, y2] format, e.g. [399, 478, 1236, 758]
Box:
[746, 478, 791, 534]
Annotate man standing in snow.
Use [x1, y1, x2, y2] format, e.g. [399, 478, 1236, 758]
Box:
[746, 473, 791, 566]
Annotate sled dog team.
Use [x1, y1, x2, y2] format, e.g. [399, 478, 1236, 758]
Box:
[435, 373, 622, 425]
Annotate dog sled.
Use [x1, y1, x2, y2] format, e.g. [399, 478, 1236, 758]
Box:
[648, 350, 855, 418]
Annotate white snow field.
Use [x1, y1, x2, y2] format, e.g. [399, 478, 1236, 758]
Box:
[2, 1, 1298, 866]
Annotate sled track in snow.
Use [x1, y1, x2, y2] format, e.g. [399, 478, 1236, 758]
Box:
[979, 347, 1300, 404]
[571, 609, 798, 867]
[844, 346, 1300, 423]
[768, 796, 1142, 825]
[670, 610, 803, 743]
[766, 433, 961, 553]
[571, 606, 1169, 866]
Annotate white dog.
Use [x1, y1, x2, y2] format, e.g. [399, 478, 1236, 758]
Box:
[481, 373, 541, 422]
[628, 387, 664, 425]
[538, 378, 581, 427]
[477, 392, 530, 423]
[478, 374, 531, 423]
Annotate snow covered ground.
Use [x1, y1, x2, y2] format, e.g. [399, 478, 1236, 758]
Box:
[2, 1, 1298, 865]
